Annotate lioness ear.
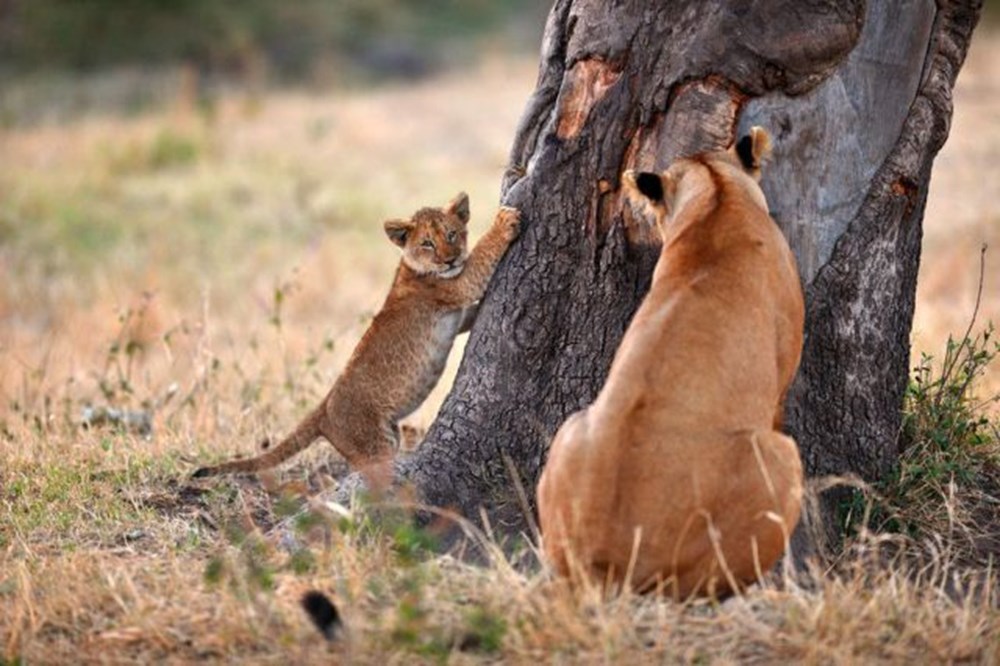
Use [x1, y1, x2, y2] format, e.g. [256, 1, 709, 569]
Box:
[635, 172, 665, 203]
[734, 126, 772, 179]
[445, 192, 470, 225]
[623, 170, 676, 214]
[384, 219, 415, 247]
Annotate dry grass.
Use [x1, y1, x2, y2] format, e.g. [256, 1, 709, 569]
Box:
[916, 32, 1000, 404]
[3, 431, 1000, 664]
[1, 30, 1000, 665]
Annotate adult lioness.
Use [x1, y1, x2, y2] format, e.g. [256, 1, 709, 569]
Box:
[194, 194, 520, 486]
[536, 128, 804, 598]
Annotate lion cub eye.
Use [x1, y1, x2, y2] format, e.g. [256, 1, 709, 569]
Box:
[421, 239, 436, 250]
[446, 231, 457, 243]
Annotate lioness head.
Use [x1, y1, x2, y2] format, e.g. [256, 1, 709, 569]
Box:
[623, 126, 772, 234]
[384, 192, 471, 278]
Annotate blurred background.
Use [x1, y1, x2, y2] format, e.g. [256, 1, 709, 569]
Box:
[0, 1, 997, 447]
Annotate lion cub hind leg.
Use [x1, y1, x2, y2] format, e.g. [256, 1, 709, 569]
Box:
[321, 410, 399, 494]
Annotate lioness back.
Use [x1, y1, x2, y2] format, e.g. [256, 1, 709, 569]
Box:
[537, 127, 804, 598]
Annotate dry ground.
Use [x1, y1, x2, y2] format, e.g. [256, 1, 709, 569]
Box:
[0, 29, 999, 666]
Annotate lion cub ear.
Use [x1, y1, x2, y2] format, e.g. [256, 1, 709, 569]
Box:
[733, 126, 772, 180]
[622, 170, 677, 218]
[384, 219, 415, 247]
[445, 192, 470, 225]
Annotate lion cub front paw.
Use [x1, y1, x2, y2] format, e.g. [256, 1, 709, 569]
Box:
[496, 206, 521, 242]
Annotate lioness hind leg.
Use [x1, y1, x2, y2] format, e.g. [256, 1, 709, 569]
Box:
[739, 430, 803, 540]
[695, 429, 803, 595]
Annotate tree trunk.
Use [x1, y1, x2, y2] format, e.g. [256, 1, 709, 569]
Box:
[333, 0, 983, 551]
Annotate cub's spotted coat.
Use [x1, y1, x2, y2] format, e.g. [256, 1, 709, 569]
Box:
[193, 194, 520, 486]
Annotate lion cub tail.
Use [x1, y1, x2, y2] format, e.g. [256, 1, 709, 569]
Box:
[192, 407, 323, 478]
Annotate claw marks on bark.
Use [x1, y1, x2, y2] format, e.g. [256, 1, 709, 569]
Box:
[555, 58, 623, 140]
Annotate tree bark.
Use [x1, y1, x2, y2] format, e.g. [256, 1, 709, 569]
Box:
[333, 0, 983, 551]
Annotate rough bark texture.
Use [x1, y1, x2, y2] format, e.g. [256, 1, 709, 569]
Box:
[334, 0, 983, 550]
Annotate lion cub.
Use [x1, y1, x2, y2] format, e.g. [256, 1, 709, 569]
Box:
[194, 194, 520, 485]
[537, 128, 805, 597]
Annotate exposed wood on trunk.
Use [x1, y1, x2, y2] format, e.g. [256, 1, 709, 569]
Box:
[555, 58, 622, 140]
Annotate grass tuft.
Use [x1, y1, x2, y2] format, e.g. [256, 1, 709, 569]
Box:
[839, 317, 1000, 567]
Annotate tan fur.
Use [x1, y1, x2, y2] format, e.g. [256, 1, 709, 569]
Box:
[194, 194, 520, 487]
[536, 128, 805, 598]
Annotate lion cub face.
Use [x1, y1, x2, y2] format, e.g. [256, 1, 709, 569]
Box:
[384, 193, 471, 278]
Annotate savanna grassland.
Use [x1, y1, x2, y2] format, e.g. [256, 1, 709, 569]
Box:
[1, 24, 999, 666]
